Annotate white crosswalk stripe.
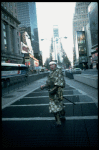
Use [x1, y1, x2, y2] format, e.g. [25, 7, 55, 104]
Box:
[2, 116, 98, 121]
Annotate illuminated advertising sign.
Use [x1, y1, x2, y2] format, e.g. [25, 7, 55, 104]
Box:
[77, 31, 85, 44]
[22, 46, 29, 53]
[79, 45, 87, 55]
[76, 31, 87, 63]
[34, 60, 39, 67]
[92, 52, 98, 61]
[21, 42, 29, 53]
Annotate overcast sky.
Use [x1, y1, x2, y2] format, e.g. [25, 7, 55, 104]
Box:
[36, 2, 76, 65]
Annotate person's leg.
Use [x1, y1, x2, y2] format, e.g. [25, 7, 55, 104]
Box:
[60, 109, 66, 121]
[54, 112, 61, 125]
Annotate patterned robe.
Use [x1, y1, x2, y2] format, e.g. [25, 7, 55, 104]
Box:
[46, 67, 65, 113]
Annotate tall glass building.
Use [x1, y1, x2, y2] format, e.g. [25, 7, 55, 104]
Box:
[17, 2, 40, 55]
[73, 2, 91, 67]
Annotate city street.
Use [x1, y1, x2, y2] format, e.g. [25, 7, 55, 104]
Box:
[2, 77, 98, 148]
[1, 2, 98, 148]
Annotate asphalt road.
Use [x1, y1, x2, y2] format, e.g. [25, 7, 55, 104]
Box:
[2, 83, 98, 148]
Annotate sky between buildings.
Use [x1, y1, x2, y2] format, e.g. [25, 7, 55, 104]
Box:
[36, 2, 76, 65]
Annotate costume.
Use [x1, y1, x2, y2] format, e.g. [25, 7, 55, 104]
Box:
[41, 61, 65, 126]
[45, 67, 65, 115]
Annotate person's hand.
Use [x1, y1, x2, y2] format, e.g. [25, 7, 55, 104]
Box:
[40, 85, 44, 90]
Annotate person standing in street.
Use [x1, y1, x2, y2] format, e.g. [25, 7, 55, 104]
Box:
[40, 61, 65, 126]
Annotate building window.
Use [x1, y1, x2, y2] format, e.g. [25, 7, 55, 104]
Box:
[3, 22, 7, 51]
[4, 6, 7, 10]
[14, 2, 16, 7]
[15, 9, 16, 13]
[5, 14, 8, 20]
[3, 31, 6, 37]
[2, 13, 4, 18]
[10, 26, 14, 52]
[10, 4, 12, 10]
[1, 3, 4, 7]
[10, 18, 11, 23]
[3, 23, 6, 29]
[17, 38, 19, 43]
[4, 39, 7, 45]
[8, 2, 9, 7]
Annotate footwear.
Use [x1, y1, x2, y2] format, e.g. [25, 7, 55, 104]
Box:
[60, 116, 66, 122]
[56, 114, 61, 126]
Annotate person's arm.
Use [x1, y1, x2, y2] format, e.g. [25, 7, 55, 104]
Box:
[49, 85, 58, 94]
[40, 84, 48, 90]
[40, 74, 50, 90]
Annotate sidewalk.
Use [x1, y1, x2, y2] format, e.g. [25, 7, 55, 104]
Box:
[2, 77, 47, 109]
[65, 77, 98, 103]
[82, 68, 98, 73]
[83, 68, 98, 71]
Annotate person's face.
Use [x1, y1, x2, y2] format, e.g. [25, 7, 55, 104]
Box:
[50, 64, 56, 70]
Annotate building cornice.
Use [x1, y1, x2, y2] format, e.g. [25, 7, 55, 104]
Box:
[1, 6, 21, 24]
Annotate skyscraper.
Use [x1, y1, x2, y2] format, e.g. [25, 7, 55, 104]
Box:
[17, 2, 40, 58]
[52, 25, 63, 64]
[73, 2, 91, 66]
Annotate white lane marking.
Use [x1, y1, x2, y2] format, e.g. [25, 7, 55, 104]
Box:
[24, 94, 84, 99]
[2, 116, 98, 121]
[10, 104, 49, 107]
[9, 101, 97, 107]
[32, 89, 78, 93]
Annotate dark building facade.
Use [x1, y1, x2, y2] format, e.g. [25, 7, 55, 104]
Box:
[88, 2, 98, 69]
[1, 2, 23, 63]
[17, 2, 40, 62]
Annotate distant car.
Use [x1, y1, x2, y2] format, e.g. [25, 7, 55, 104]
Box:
[74, 68, 82, 74]
[65, 69, 69, 72]
[67, 68, 75, 73]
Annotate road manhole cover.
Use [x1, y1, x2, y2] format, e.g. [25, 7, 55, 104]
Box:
[17, 90, 27, 92]
[3, 95, 15, 98]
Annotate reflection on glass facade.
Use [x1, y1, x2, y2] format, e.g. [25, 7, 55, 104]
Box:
[88, 2, 98, 48]
[17, 2, 39, 53]
[17, 2, 31, 37]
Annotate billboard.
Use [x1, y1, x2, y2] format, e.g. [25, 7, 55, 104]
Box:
[21, 42, 29, 53]
[92, 52, 98, 61]
[77, 31, 85, 44]
[88, 2, 98, 48]
[76, 31, 87, 63]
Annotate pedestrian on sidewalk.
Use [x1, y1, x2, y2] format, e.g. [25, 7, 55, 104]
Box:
[40, 61, 65, 126]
